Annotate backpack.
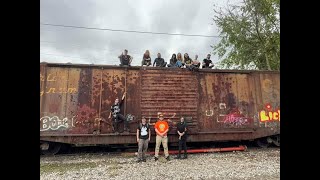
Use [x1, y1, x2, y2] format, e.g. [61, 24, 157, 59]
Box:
[139, 123, 149, 130]
[126, 114, 134, 122]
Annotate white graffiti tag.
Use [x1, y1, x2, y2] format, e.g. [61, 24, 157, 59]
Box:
[40, 116, 75, 131]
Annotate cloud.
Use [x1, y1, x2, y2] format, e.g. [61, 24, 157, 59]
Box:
[40, 0, 240, 66]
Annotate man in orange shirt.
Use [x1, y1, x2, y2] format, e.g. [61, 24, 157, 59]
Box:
[154, 113, 171, 161]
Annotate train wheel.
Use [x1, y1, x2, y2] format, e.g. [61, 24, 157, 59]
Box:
[272, 135, 280, 147]
[255, 138, 270, 148]
[42, 142, 61, 155]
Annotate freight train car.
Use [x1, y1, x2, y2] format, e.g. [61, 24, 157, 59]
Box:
[40, 63, 280, 155]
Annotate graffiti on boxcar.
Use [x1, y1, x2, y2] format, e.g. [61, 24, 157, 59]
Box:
[205, 102, 252, 127]
[40, 73, 69, 82]
[40, 116, 75, 131]
[40, 73, 77, 96]
[40, 87, 78, 96]
[259, 104, 280, 122]
[206, 103, 226, 117]
[219, 108, 251, 127]
[205, 110, 213, 116]
[73, 117, 104, 127]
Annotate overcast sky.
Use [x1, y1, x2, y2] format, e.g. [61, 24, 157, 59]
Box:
[40, 0, 241, 66]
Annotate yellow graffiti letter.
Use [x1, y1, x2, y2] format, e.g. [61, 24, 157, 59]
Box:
[268, 112, 273, 121]
[273, 112, 279, 120]
[40, 74, 45, 81]
[47, 74, 57, 82]
[40, 91, 44, 96]
[260, 111, 270, 122]
[67, 88, 77, 93]
[46, 88, 56, 94]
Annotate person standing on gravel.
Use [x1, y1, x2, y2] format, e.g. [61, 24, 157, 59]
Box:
[154, 113, 172, 161]
[136, 117, 151, 162]
[175, 117, 188, 159]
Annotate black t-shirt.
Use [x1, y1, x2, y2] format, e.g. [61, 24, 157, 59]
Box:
[177, 122, 187, 139]
[111, 100, 123, 117]
[120, 55, 131, 65]
[153, 58, 165, 67]
[203, 59, 212, 68]
[137, 123, 150, 139]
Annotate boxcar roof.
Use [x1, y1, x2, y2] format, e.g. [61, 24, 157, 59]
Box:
[40, 62, 279, 74]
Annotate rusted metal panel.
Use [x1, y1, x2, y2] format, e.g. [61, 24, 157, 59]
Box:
[197, 72, 209, 131]
[125, 69, 141, 131]
[65, 68, 95, 134]
[258, 73, 280, 129]
[247, 73, 260, 128]
[40, 63, 280, 145]
[99, 69, 114, 133]
[198, 73, 254, 131]
[140, 69, 199, 134]
[40, 66, 69, 135]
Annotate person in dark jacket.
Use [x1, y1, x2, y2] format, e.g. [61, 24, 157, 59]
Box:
[153, 53, 167, 67]
[175, 117, 188, 159]
[118, 49, 133, 66]
[167, 54, 177, 67]
[108, 92, 128, 134]
[141, 50, 152, 66]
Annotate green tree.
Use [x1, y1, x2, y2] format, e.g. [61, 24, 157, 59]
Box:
[213, 0, 280, 70]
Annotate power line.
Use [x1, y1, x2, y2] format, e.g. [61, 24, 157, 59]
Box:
[41, 40, 108, 50]
[40, 40, 212, 55]
[40, 52, 104, 62]
[40, 40, 140, 53]
[40, 22, 221, 38]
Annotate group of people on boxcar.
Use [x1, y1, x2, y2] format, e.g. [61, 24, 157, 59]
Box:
[118, 49, 214, 71]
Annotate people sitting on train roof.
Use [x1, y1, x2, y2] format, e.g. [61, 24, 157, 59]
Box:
[141, 50, 152, 67]
[202, 54, 214, 69]
[192, 55, 201, 68]
[183, 53, 192, 69]
[118, 49, 133, 66]
[167, 53, 177, 68]
[153, 53, 167, 67]
[175, 53, 184, 68]
[187, 54, 200, 71]
[183, 53, 193, 68]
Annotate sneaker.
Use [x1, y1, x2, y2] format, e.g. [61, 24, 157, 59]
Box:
[175, 156, 181, 159]
[154, 157, 158, 161]
[165, 156, 170, 161]
[182, 155, 188, 159]
[142, 159, 146, 162]
[136, 159, 142, 163]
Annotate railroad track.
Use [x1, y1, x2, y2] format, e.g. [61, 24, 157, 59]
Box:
[40, 143, 279, 158]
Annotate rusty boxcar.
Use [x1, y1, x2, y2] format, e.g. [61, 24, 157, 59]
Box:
[40, 63, 280, 154]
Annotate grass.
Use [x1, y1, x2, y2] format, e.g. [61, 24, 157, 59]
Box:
[40, 160, 124, 176]
[40, 162, 98, 175]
